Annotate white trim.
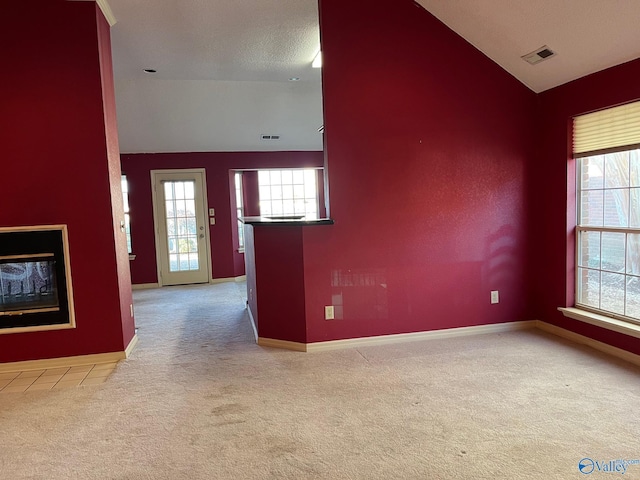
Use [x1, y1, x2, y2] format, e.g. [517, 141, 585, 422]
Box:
[257, 320, 537, 352]
[209, 276, 246, 285]
[558, 307, 640, 339]
[0, 224, 76, 335]
[536, 320, 640, 368]
[247, 307, 258, 342]
[0, 322, 75, 336]
[124, 333, 138, 358]
[96, 0, 116, 26]
[132, 283, 159, 290]
[307, 321, 537, 352]
[0, 351, 125, 374]
[150, 169, 212, 287]
[254, 320, 640, 368]
[258, 337, 307, 352]
[0, 334, 138, 373]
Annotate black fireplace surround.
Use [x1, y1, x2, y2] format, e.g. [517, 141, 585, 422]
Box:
[0, 227, 73, 330]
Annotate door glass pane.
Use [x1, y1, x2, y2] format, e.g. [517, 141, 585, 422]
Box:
[174, 182, 185, 199]
[164, 183, 174, 200]
[184, 181, 195, 199]
[164, 180, 199, 272]
[185, 199, 196, 217]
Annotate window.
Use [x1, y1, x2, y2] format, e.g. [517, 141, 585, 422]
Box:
[574, 101, 640, 322]
[258, 169, 318, 219]
[121, 175, 132, 254]
[234, 172, 244, 250]
[576, 151, 640, 320]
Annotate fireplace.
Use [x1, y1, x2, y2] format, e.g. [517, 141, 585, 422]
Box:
[0, 226, 75, 333]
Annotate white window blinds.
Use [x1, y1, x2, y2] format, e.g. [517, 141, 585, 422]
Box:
[573, 100, 640, 158]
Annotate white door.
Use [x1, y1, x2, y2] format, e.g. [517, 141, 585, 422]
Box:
[152, 170, 210, 286]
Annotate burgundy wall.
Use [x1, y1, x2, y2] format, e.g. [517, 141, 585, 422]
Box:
[120, 152, 324, 284]
[296, 0, 537, 342]
[0, 1, 133, 362]
[252, 225, 307, 343]
[533, 58, 640, 355]
[97, 7, 136, 347]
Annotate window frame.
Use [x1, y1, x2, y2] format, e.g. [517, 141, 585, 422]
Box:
[121, 174, 133, 255]
[257, 168, 320, 220]
[234, 172, 245, 252]
[572, 148, 640, 323]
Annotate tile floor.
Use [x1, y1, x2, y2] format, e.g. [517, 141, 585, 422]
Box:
[0, 362, 118, 393]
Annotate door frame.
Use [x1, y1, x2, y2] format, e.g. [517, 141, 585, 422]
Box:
[150, 168, 213, 287]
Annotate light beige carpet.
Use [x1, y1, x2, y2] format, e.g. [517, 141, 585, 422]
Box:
[1, 282, 639, 479]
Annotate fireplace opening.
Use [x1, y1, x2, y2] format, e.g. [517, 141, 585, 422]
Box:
[0, 255, 59, 313]
[0, 226, 74, 333]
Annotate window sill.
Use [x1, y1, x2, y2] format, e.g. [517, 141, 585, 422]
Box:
[558, 307, 640, 339]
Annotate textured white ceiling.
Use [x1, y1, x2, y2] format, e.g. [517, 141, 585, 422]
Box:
[108, 0, 323, 153]
[106, 0, 640, 154]
[415, 0, 640, 93]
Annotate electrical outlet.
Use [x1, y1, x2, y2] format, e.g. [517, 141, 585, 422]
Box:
[325, 305, 335, 320]
[491, 290, 499, 304]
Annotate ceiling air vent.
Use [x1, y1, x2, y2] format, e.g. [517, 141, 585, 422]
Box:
[260, 134, 281, 141]
[521, 46, 556, 65]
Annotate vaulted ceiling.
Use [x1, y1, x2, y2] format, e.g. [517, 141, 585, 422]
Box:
[106, 0, 640, 154]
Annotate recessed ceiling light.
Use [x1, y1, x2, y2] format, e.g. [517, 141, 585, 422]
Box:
[289, 77, 300, 81]
[143, 69, 157, 74]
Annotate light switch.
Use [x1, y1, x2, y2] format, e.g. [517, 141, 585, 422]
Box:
[209, 208, 215, 216]
[210, 217, 216, 225]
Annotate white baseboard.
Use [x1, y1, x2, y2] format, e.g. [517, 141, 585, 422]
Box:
[0, 351, 125, 373]
[257, 320, 537, 353]
[536, 320, 640, 368]
[134, 278, 245, 289]
[0, 334, 139, 373]
[132, 283, 159, 290]
[247, 307, 258, 342]
[258, 337, 307, 352]
[307, 320, 538, 352]
[124, 333, 139, 358]
[210, 275, 246, 285]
